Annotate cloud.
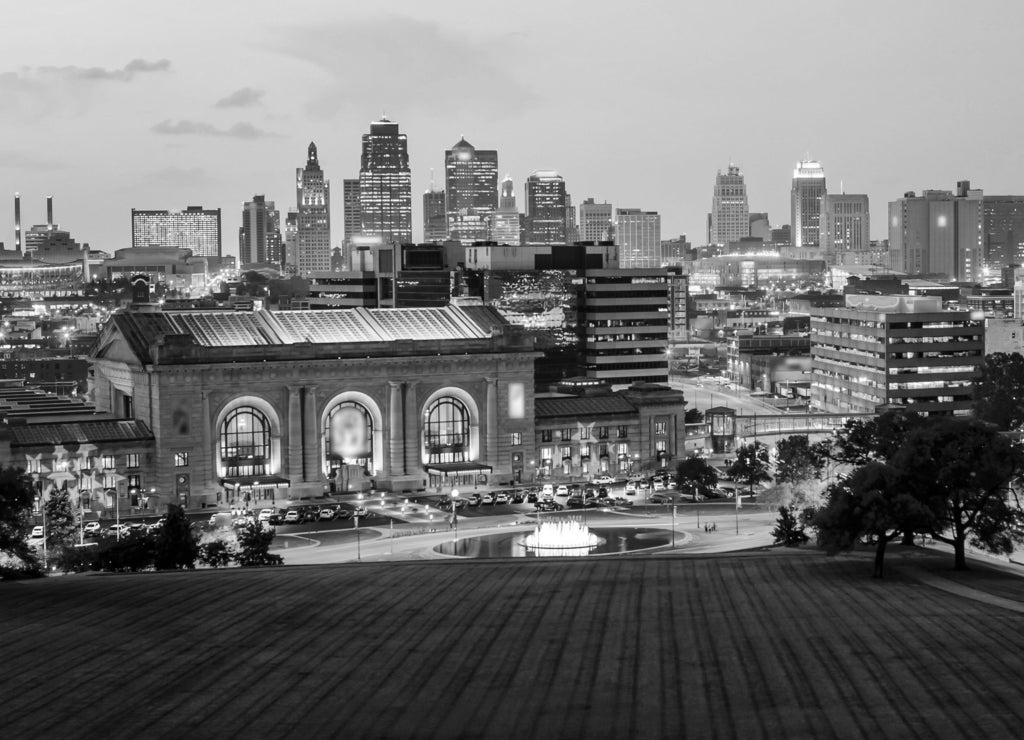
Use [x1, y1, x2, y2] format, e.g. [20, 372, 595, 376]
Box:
[2, 58, 171, 86]
[215, 87, 265, 108]
[270, 18, 540, 118]
[151, 119, 276, 139]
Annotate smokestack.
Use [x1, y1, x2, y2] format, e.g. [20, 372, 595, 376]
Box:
[14, 193, 21, 251]
[46, 195, 53, 229]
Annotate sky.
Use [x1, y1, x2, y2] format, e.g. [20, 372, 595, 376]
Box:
[2, 0, 1024, 258]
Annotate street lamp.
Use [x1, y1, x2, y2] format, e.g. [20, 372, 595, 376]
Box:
[451, 489, 459, 544]
[355, 493, 363, 562]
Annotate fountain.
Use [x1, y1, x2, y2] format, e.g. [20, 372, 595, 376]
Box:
[520, 519, 605, 557]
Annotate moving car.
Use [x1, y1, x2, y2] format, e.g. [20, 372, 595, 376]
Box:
[108, 523, 131, 537]
[652, 480, 666, 491]
[592, 475, 615, 486]
[83, 521, 102, 536]
[535, 500, 564, 512]
[625, 481, 637, 494]
[649, 492, 673, 504]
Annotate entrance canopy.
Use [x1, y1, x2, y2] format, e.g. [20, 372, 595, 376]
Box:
[221, 474, 291, 489]
[425, 462, 493, 476]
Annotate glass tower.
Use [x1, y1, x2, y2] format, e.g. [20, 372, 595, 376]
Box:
[359, 118, 412, 244]
[445, 138, 498, 244]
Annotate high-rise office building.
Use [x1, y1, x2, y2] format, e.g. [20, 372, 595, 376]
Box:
[238, 195, 283, 266]
[283, 209, 298, 275]
[749, 213, 771, 242]
[359, 117, 412, 243]
[342, 178, 361, 246]
[132, 206, 222, 257]
[445, 138, 498, 244]
[710, 165, 749, 247]
[888, 182, 981, 282]
[423, 187, 447, 243]
[615, 209, 662, 268]
[982, 195, 1024, 272]
[489, 174, 521, 244]
[294, 142, 331, 275]
[822, 193, 870, 261]
[524, 171, 568, 244]
[579, 199, 614, 242]
[791, 160, 826, 248]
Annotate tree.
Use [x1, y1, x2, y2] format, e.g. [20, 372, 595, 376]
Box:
[831, 409, 924, 466]
[771, 506, 809, 547]
[675, 456, 718, 500]
[0, 466, 39, 576]
[973, 352, 1024, 431]
[235, 521, 283, 567]
[814, 463, 936, 578]
[44, 489, 78, 559]
[775, 435, 825, 486]
[197, 539, 234, 568]
[684, 407, 704, 424]
[892, 417, 1024, 570]
[154, 504, 198, 570]
[727, 441, 772, 496]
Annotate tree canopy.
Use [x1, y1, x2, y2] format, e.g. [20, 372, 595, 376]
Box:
[727, 442, 772, 495]
[154, 504, 198, 570]
[0, 466, 38, 574]
[675, 457, 718, 500]
[774, 435, 825, 486]
[972, 352, 1024, 431]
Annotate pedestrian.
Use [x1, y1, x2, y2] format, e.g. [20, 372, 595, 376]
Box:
[713, 522, 717, 532]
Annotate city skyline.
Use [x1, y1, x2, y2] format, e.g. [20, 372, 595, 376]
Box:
[3, 1, 1024, 257]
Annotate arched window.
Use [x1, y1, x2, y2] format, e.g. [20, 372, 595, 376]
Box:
[324, 401, 374, 474]
[424, 397, 470, 463]
[220, 407, 271, 477]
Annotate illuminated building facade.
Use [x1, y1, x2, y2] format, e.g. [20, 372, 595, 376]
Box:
[445, 138, 498, 244]
[90, 304, 539, 504]
[342, 178, 361, 246]
[822, 193, 870, 261]
[810, 294, 983, 415]
[615, 209, 661, 268]
[239, 195, 283, 266]
[791, 160, 826, 248]
[982, 195, 1024, 272]
[132, 206, 222, 257]
[524, 171, 568, 244]
[423, 188, 447, 243]
[489, 175, 521, 244]
[359, 118, 413, 244]
[888, 182, 980, 282]
[295, 142, 331, 275]
[710, 165, 749, 247]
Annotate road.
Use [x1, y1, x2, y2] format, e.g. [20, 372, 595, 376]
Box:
[671, 375, 781, 416]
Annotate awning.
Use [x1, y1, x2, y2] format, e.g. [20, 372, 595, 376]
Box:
[221, 475, 291, 489]
[425, 462, 493, 475]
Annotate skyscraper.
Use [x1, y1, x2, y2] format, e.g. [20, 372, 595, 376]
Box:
[294, 142, 331, 275]
[423, 187, 447, 243]
[564, 194, 579, 244]
[132, 206, 222, 257]
[791, 160, 826, 248]
[239, 195, 283, 266]
[342, 178, 361, 246]
[888, 182, 981, 282]
[524, 171, 568, 244]
[822, 193, 869, 261]
[489, 174, 521, 244]
[982, 195, 1024, 271]
[615, 209, 662, 268]
[710, 165, 749, 247]
[359, 117, 412, 243]
[445, 138, 498, 244]
[579, 199, 614, 242]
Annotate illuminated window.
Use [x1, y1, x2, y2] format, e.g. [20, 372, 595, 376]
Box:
[101, 455, 116, 470]
[174, 452, 189, 468]
[654, 421, 667, 436]
[220, 407, 271, 477]
[424, 397, 470, 464]
[508, 382, 525, 419]
[510, 432, 522, 446]
[126, 454, 140, 469]
[324, 401, 374, 474]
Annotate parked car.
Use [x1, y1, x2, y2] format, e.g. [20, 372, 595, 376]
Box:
[334, 508, 354, 520]
[625, 480, 637, 494]
[83, 521, 102, 536]
[108, 523, 131, 537]
[526, 491, 538, 503]
[29, 525, 44, 540]
[284, 510, 301, 524]
[535, 500, 564, 512]
[300, 509, 319, 524]
[649, 492, 673, 504]
[258, 508, 275, 523]
[555, 485, 569, 496]
[541, 484, 554, 498]
[566, 495, 585, 508]
[494, 492, 510, 505]
[652, 479, 666, 491]
[319, 507, 336, 521]
[147, 518, 166, 533]
[352, 507, 369, 518]
[592, 475, 615, 486]
[467, 494, 481, 507]
[612, 496, 633, 507]
[480, 492, 495, 505]
[267, 512, 287, 525]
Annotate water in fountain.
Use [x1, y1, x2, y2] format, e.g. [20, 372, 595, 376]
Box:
[521, 518, 605, 556]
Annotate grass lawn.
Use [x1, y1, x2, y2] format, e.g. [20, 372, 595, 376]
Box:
[2, 552, 1024, 739]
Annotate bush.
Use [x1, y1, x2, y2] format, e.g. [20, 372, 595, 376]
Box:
[56, 545, 100, 573]
[97, 534, 156, 572]
[235, 521, 283, 567]
[154, 505, 198, 571]
[0, 550, 44, 580]
[197, 539, 234, 568]
[772, 506, 810, 547]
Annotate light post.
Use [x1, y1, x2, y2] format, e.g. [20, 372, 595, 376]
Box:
[355, 493, 363, 562]
[451, 489, 459, 544]
[672, 505, 676, 548]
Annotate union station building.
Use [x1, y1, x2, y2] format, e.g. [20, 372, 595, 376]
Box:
[90, 304, 539, 507]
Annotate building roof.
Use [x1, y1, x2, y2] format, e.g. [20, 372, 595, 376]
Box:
[535, 395, 637, 419]
[98, 305, 507, 364]
[8, 419, 154, 447]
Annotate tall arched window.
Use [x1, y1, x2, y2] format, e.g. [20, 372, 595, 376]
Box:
[220, 407, 271, 477]
[324, 401, 374, 474]
[424, 397, 470, 463]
